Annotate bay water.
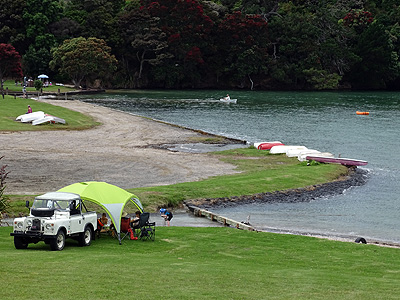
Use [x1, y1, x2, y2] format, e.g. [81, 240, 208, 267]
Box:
[78, 90, 400, 244]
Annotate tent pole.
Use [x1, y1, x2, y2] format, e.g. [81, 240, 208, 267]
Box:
[118, 233, 122, 245]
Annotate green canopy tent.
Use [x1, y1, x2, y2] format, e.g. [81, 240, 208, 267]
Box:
[58, 181, 143, 244]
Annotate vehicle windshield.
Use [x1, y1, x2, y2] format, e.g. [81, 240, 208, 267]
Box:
[32, 199, 73, 211]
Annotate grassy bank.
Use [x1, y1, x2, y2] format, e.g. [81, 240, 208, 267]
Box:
[129, 148, 348, 211]
[1, 226, 399, 300]
[0, 95, 99, 131]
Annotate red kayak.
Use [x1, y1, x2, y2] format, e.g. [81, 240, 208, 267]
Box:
[257, 142, 285, 150]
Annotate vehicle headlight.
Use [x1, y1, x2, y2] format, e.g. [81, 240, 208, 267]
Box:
[17, 222, 23, 229]
[27, 220, 32, 226]
[45, 224, 53, 230]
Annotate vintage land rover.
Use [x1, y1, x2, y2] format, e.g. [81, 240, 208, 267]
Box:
[10, 192, 97, 251]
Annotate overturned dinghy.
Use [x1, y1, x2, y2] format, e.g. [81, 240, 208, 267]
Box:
[270, 145, 308, 155]
[32, 114, 66, 126]
[16, 111, 45, 123]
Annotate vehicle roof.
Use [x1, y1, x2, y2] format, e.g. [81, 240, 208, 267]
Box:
[35, 192, 81, 201]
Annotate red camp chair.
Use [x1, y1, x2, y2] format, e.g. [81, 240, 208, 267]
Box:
[120, 218, 135, 241]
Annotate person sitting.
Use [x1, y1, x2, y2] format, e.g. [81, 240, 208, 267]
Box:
[97, 213, 108, 237]
[69, 200, 79, 215]
[130, 211, 141, 230]
[224, 94, 230, 101]
[27, 105, 32, 114]
[100, 213, 108, 227]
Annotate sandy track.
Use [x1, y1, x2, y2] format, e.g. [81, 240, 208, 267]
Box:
[1, 100, 238, 194]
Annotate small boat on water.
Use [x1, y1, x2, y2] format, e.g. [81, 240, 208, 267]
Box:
[356, 111, 369, 115]
[305, 155, 368, 166]
[220, 98, 237, 104]
[254, 141, 284, 150]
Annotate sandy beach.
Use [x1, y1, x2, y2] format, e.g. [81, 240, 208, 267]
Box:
[1, 99, 239, 194]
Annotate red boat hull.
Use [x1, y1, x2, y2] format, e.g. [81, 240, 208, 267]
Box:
[257, 142, 285, 150]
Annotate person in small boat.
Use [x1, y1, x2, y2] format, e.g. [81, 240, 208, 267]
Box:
[224, 94, 230, 101]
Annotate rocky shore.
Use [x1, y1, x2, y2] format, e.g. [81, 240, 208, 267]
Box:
[184, 167, 369, 209]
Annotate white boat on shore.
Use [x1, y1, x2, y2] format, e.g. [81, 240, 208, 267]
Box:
[32, 115, 66, 126]
[306, 155, 368, 166]
[297, 150, 334, 162]
[270, 145, 307, 154]
[16, 111, 45, 123]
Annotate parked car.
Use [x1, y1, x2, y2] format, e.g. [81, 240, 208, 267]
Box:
[10, 192, 97, 251]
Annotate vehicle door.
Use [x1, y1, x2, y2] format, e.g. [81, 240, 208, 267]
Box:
[69, 200, 84, 234]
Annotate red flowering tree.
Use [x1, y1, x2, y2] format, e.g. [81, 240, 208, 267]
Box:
[342, 10, 374, 33]
[214, 12, 269, 87]
[0, 43, 23, 89]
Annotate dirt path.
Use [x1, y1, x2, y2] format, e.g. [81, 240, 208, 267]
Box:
[1, 100, 239, 194]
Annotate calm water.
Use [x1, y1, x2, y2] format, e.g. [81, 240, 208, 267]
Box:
[78, 90, 400, 244]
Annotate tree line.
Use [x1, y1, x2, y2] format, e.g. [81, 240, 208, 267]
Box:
[1, 0, 400, 90]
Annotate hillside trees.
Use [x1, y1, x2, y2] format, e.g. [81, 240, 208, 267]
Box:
[1, 0, 400, 90]
[50, 37, 117, 88]
[0, 0, 27, 54]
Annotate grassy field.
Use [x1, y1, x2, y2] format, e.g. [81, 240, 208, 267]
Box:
[1, 226, 399, 300]
[0, 95, 99, 131]
[2, 79, 75, 93]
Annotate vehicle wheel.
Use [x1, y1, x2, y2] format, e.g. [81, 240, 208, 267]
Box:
[50, 230, 66, 251]
[355, 237, 367, 244]
[79, 225, 92, 247]
[14, 236, 29, 249]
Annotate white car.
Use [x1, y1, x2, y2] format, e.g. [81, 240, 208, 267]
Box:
[10, 192, 97, 251]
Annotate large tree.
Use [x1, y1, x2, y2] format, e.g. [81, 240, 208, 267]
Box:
[144, 0, 214, 88]
[214, 11, 269, 88]
[0, 43, 23, 89]
[22, 0, 62, 76]
[50, 37, 118, 88]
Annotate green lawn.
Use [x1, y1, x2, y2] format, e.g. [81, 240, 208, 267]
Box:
[2, 79, 75, 93]
[0, 95, 99, 131]
[1, 226, 399, 300]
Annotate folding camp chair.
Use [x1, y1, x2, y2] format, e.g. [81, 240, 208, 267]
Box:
[120, 217, 134, 241]
[136, 212, 155, 241]
[139, 221, 155, 241]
